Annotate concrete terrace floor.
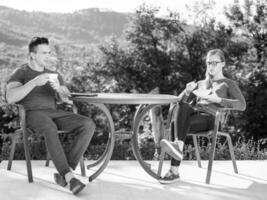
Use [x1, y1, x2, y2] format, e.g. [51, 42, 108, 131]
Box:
[0, 160, 267, 200]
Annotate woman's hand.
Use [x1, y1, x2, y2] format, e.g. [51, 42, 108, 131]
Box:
[200, 93, 222, 104]
[185, 81, 198, 95]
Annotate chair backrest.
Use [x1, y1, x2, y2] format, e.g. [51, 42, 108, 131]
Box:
[165, 102, 233, 137]
[0, 81, 21, 135]
[17, 104, 27, 132]
[2, 80, 26, 132]
[218, 109, 231, 131]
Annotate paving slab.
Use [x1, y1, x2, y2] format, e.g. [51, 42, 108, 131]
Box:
[0, 160, 266, 200]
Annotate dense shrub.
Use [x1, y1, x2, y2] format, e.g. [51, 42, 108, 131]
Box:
[1, 134, 267, 161]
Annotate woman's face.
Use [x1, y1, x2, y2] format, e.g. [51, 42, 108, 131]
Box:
[206, 54, 225, 77]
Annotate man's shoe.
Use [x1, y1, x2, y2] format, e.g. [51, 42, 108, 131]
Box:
[159, 170, 180, 184]
[160, 139, 183, 161]
[69, 178, 86, 195]
[54, 173, 67, 187]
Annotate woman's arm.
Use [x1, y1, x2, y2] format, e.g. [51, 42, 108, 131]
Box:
[177, 81, 198, 102]
[220, 80, 246, 111]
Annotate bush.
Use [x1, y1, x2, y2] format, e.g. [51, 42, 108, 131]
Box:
[1, 133, 267, 161]
[183, 136, 267, 161]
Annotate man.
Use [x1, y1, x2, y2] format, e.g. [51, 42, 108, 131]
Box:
[6, 37, 95, 195]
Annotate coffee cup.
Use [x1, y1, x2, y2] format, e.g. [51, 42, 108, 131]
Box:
[48, 73, 58, 83]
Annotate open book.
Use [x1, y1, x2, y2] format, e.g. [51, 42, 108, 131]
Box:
[192, 89, 213, 105]
[192, 88, 212, 99]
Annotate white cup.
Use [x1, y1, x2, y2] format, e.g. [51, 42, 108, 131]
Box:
[48, 73, 58, 83]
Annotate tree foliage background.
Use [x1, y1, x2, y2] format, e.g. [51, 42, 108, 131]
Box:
[72, 0, 266, 141]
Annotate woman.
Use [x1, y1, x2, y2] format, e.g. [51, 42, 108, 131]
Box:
[159, 49, 246, 183]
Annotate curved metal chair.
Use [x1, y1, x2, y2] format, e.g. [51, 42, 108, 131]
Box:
[7, 104, 86, 182]
[132, 102, 239, 184]
[157, 104, 238, 184]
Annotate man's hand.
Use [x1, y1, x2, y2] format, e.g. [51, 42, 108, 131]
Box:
[58, 86, 73, 104]
[49, 78, 60, 91]
[32, 73, 50, 86]
[58, 86, 71, 97]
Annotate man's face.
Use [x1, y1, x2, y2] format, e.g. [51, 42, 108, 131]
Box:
[31, 44, 51, 67]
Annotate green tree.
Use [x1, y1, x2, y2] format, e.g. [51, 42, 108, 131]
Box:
[95, 5, 186, 94]
[98, 5, 247, 91]
[225, 0, 267, 140]
[85, 4, 248, 131]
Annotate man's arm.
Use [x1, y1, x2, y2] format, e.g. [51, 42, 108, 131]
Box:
[6, 81, 36, 104]
[6, 74, 50, 104]
[177, 81, 198, 102]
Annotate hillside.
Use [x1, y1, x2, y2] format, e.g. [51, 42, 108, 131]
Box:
[0, 6, 129, 46]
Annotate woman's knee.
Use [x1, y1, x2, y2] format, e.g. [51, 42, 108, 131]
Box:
[178, 102, 194, 114]
[179, 101, 190, 108]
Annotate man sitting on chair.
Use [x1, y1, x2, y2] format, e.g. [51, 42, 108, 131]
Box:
[6, 36, 95, 195]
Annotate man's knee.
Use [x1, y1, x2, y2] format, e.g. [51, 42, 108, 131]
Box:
[31, 123, 57, 136]
[80, 118, 95, 133]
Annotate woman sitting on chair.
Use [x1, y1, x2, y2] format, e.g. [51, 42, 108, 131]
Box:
[159, 49, 246, 184]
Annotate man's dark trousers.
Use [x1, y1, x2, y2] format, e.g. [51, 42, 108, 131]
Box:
[26, 108, 95, 176]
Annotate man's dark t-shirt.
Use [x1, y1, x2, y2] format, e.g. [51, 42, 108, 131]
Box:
[7, 64, 64, 111]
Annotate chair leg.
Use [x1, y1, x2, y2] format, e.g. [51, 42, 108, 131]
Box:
[45, 152, 50, 167]
[7, 135, 18, 170]
[205, 111, 222, 184]
[7, 135, 34, 182]
[157, 150, 165, 177]
[80, 156, 86, 177]
[192, 135, 202, 168]
[23, 133, 33, 183]
[226, 134, 238, 173]
[206, 134, 217, 184]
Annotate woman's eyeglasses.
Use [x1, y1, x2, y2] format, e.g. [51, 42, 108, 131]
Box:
[207, 61, 223, 65]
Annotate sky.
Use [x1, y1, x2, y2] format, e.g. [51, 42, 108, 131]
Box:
[0, 0, 236, 23]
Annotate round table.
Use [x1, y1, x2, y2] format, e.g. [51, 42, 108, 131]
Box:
[71, 93, 179, 181]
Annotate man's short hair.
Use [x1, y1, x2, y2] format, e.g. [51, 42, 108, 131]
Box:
[28, 37, 49, 53]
